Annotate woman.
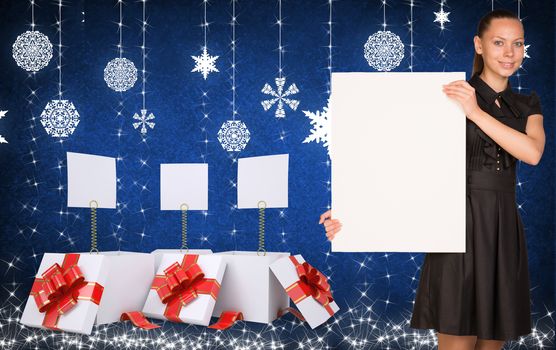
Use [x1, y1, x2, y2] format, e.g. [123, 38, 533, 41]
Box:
[320, 9, 545, 350]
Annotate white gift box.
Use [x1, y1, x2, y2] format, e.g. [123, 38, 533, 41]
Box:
[270, 254, 339, 329]
[142, 253, 226, 326]
[20, 251, 154, 335]
[212, 251, 290, 324]
[151, 249, 212, 271]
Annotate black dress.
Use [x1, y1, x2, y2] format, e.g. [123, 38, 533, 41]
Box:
[409, 73, 543, 341]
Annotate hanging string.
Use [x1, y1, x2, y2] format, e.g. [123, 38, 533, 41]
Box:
[31, 0, 35, 30]
[119, 0, 123, 58]
[231, 0, 236, 121]
[142, 0, 146, 110]
[328, 0, 332, 84]
[382, 0, 386, 30]
[409, 0, 413, 71]
[203, 0, 207, 49]
[58, 0, 62, 98]
[278, 0, 282, 79]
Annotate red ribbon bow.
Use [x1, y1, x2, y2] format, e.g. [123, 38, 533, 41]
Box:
[285, 256, 335, 316]
[30, 254, 104, 330]
[151, 255, 220, 322]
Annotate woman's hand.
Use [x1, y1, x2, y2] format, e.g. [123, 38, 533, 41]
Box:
[442, 80, 481, 121]
[319, 210, 342, 241]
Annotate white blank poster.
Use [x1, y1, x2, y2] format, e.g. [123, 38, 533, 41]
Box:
[67, 152, 117, 209]
[330, 72, 466, 253]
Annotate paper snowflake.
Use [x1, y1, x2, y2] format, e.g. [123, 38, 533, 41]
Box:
[0, 110, 7, 144]
[191, 47, 219, 80]
[217, 120, 250, 152]
[12, 30, 53, 72]
[104, 57, 138, 92]
[303, 101, 330, 154]
[524, 44, 530, 59]
[261, 77, 300, 118]
[40, 100, 80, 138]
[133, 109, 155, 135]
[363, 30, 405, 72]
[433, 7, 450, 30]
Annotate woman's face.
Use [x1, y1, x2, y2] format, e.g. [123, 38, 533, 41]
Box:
[474, 17, 525, 78]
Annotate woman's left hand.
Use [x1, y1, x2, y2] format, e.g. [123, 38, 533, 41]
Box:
[442, 80, 480, 120]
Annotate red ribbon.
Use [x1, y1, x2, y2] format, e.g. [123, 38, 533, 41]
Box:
[151, 255, 220, 322]
[120, 311, 160, 329]
[285, 256, 335, 316]
[208, 311, 243, 330]
[30, 254, 104, 330]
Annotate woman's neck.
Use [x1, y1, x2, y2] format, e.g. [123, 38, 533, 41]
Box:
[479, 69, 509, 93]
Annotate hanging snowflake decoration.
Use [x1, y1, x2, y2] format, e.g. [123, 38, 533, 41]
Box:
[433, 7, 450, 30]
[0, 110, 8, 144]
[363, 31, 405, 72]
[12, 30, 53, 72]
[191, 47, 219, 80]
[524, 44, 530, 59]
[40, 100, 80, 138]
[217, 120, 250, 152]
[104, 57, 138, 92]
[302, 100, 330, 154]
[133, 109, 155, 135]
[261, 77, 300, 118]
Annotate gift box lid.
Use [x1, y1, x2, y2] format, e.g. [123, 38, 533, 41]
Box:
[142, 253, 226, 326]
[269, 254, 340, 329]
[20, 252, 109, 335]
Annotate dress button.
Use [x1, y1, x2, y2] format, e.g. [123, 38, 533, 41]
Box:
[496, 167, 500, 171]
[497, 160, 500, 163]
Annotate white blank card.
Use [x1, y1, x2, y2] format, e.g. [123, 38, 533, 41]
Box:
[237, 154, 289, 209]
[67, 152, 116, 209]
[160, 163, 208, 211]
[330, 72, 466, 253]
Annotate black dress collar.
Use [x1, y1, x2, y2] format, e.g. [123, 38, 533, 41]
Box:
[468, 73, 521, 119]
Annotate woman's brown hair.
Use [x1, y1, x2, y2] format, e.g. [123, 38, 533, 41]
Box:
[472, 9, 522, 76]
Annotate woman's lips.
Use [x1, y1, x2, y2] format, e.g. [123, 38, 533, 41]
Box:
[500, 62, 514, 69]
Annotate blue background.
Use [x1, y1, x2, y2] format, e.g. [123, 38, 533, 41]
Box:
[0, 0, 554, 348]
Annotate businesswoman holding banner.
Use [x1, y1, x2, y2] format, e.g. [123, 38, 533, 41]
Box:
[321, 9, 545, 350]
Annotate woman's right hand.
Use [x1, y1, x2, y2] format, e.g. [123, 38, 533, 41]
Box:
[319, 209, 342, 241]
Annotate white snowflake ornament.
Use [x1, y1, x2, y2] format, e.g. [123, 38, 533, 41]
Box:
[104, 57, 138, 92]
[433, 7, 450, 30]
[261, 77, 300, 118]
[192, 47, 219, 80]
[133, 109, 155, 135]
[303, 101, 330, 154]
[0, 110, 8, 144]
[40, 100, 80, 138]
[524, 44, 530, 59]
[12, 30, 53, 72]
[217, 120, 250, 152]
[363, 30, 405, 72]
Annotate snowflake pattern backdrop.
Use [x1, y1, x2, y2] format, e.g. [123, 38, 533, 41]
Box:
[0, 1, 554, 349]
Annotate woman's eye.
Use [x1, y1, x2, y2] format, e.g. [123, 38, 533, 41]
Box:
[515, 42, 524, 47]
[494, 41, 503, 46]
